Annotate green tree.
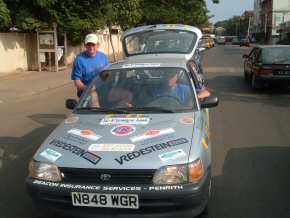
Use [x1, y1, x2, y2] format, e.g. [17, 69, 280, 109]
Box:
[0, 0, 11, 28]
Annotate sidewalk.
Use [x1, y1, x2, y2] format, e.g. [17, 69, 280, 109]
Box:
[0, 68, 72, 103]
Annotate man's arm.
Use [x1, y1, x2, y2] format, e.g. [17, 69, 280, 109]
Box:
[73, 80, 86, 91]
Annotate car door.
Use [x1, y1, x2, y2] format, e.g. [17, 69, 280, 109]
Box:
[245, 48, 258, 73]
[251, 48, 262, 75]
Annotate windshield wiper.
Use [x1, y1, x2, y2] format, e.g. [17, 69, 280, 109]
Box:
[117, 107, 175, 113]
[75, 107, 128, 113]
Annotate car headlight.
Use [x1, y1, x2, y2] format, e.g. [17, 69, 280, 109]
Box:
[153, 158, 204, 185]
[28, 160, 62, 182]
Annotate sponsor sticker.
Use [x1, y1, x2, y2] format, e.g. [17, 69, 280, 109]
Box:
[100, 117, 150, 125]
[49, 139, 101, 164]
[32, 179, 184, 191]
[40, 148, 62, 162]
[202, 138, 208, 149]
[89, 144, 135, 152]
[64, 115, 79, 124]
[130, 128, 175, 143]
[115, 138, 188, 165]
[111, 125, 136, 136]
[158, 149, 186, 162]
[121, 63, 161, 68]
[179, 117, 194, 125]
[68, 129, 101, 141]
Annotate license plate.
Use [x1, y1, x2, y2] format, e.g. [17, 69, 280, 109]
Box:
[71, 192, 139, 209]
[275, 71, 290, 76]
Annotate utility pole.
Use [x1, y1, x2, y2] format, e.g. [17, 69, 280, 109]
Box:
[247, 16, 252, 39]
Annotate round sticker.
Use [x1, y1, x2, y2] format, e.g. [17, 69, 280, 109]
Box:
[80, 130, 95, 135]
[64, 115, 79, 124]
[179, 117, 194, 125]
[111, 125, 136, 136]
[144, 130, 160, 136]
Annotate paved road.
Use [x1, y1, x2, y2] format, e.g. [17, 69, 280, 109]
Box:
[0, 45, 290, 218]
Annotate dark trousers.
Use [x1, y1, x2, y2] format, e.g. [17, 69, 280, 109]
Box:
[77, 89, 83, 98]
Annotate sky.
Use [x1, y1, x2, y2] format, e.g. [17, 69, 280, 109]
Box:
[206, 0, 254, 23]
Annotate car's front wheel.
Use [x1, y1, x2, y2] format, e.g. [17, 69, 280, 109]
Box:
[244, 68, 250, 81]
[251, 74, 263, 90]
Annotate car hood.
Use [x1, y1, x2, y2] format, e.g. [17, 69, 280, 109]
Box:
[34, 112, 198, 170]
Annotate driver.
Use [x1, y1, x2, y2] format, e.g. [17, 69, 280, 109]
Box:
[154, 71, 191, 106]
[154, 71, 210, 106]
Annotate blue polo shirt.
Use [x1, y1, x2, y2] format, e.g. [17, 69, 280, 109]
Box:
[71, 51, 109, 85]
[155, 83, 191, 106]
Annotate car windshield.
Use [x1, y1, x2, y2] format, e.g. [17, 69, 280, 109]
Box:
[77, 67, 197, 113]
[262, 47, 290, 64]
[124, 30, 197, 55]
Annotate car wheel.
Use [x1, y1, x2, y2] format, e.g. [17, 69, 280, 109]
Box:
[251, 74, 263, 90]
[244, 69, 249, 81]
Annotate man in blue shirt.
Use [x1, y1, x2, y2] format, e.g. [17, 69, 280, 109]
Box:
[155, 71, 210, 106]
[71, 33, 109, 97]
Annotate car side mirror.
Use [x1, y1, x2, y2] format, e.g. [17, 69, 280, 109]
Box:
[66, 99, 78, 110]
[243, 54, 249, 58]
[200, 96, 219, 109]
[198, 47, 206, 52]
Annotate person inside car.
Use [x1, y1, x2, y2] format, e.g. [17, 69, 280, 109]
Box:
[89, 71, 133, 108]
[153, 71, 210, 106]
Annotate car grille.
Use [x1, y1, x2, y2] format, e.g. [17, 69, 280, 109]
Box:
[60, 168, 155, 185]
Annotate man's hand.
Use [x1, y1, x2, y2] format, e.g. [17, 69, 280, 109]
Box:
[74, 80, 86, 91]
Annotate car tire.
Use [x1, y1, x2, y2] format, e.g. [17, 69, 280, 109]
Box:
[244, 69, 250, 81]
[251, 74, 263, 90]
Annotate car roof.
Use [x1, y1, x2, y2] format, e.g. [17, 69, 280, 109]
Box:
[255, 45, 290, 49]
[122, 24, 202, 40]
[107, 56, 188, 70]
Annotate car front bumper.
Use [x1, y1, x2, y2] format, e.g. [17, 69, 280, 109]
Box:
[26, 169, 211, 218]
[257, 74, 290, 81]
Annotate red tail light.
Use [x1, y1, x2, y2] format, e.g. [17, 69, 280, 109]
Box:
[259, 67, 273, 75]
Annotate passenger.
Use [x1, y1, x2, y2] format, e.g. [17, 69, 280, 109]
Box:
[89, 71, 133, 108]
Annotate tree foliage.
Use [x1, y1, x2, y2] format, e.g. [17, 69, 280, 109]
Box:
[2, 0, 219, 42]
[0, 0, 11, 28]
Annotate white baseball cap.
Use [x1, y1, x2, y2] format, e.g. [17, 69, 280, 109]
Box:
[85, 33, 99, 44]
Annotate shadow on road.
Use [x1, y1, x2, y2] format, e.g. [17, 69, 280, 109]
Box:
[206, 74, 290, 108]
[206, 146, 290, 218]
[0, 114, 64, 218]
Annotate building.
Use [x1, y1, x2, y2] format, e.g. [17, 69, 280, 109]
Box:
[254, 0, 290, 43]
[253, 0, 263, 34]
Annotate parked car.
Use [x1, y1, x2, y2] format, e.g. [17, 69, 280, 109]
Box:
[216, 36, 226, 45]
[26, 24, 218, 218]
[231, 37, 240, 45]
[243, 45, 290, 89]
[240, 38, 250, 47]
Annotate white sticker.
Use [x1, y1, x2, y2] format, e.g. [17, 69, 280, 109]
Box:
[100, 117, 150, 125]
[121, 63, 161, 68]
[64, 115, 79, 124]
[158, 149, 186, 162]
[40, 148, 62, 162]
[89, 144, 135, 152]
[130, 128, 175, 143]
[68, 129, 101, 141]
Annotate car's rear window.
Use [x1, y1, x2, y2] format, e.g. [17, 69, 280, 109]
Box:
[124, 30, 197, 56]
[262, 47, 290, 64]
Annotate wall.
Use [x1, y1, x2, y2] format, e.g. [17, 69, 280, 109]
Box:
[0, 33, 38, 73]
[0, 31, 124, 75]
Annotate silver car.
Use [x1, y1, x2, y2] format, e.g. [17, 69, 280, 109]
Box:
[26, 24, 218, 218]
